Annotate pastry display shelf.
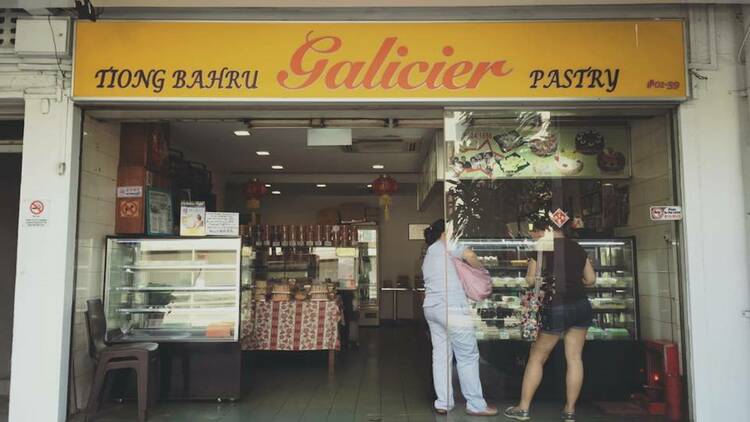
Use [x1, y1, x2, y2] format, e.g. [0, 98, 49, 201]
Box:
[121, 264, 237, 271]
[111, 331, 224, 343]
[104, 237, 242, 343]
[492, 286, 628, 293]
[592, 308, 630, 313]
[116, 286, 236, 292]
[116, 307, 237, 314]
[463, 236, 639, 341]
[486, 266, 529, 272]
[485, 265, 630, 273]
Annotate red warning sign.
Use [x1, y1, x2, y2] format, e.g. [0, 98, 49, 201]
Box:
[650, 206, 682, 221]
[548, 208, 570, 228]
[120, 200, 140, 218]
[29, 200, 45, 216]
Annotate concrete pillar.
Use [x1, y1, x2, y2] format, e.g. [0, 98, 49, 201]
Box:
[679, 7, 750, 421]
[8, 96, 81, 422]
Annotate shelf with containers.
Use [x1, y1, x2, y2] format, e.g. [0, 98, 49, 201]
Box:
[459, 237, 638, 342]
[103, 237, 242, 343]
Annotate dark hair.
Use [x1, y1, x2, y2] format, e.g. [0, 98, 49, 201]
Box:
[424, 219, 445, 246]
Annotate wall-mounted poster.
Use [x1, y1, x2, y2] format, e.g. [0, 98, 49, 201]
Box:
[450, 125, 630, 180]
[180, 201, 206, 236]
[146, 188, 173, 236]
[206, 212, 240, 236]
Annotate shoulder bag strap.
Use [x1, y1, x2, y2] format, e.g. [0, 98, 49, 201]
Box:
[535, 249, 543, 297]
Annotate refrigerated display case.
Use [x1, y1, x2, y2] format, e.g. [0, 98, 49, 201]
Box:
[104, 237, 242, 343]
[356, 224, 380, 326]
[460, 237, 638, 342]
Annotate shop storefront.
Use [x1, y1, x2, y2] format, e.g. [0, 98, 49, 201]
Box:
[7, 5, 750, 422]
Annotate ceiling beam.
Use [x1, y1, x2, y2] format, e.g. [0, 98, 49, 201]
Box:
[225, 172, 421, 184]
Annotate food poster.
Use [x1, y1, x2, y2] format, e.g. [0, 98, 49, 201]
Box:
[450, 125, 630, 180]
[180, 201, 207, 236]
[146, 188, 174, 235]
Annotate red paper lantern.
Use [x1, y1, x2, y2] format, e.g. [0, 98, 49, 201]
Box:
[372, 174, 398, 220]
[244, 178, 267, 210]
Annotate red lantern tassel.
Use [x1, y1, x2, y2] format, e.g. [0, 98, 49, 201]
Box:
[379, 194, 392, 221]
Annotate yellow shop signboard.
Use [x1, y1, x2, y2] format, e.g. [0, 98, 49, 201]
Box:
[73, 20, 686, 101]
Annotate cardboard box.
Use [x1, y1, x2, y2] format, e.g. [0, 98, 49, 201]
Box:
[120, 123, 170, 172]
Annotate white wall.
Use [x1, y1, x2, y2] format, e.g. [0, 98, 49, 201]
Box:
[225, 188, 444, 286]
[9, 98, 81, 422]
[615, 116, 682, 346]
[68, 118, 121, 412]
[678, 5, 750, 421]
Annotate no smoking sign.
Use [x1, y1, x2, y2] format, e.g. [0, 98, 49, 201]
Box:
[30, 200, 45, 216]
[650, 206, 683, 221]
[119, 200, 140, 218]
[23, 199, 50, 228]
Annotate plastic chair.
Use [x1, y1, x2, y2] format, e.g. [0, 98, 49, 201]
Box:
[84, 299, 160, 422]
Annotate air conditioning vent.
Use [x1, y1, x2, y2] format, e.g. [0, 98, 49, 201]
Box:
[343, 137, 419, 153]
[0, 10, 23, 51]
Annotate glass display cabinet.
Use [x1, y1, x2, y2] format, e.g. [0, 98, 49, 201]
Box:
[460, 237, 638, 341]
[104, 237, 242, 343]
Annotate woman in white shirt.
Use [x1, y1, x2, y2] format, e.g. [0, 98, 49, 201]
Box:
[421, 219, 498, 417]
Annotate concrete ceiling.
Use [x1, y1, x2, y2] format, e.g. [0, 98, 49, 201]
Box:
[169, 121, 434, 179]
[82, 1, 744, 7]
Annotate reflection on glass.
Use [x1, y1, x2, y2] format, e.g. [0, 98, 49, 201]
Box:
[443, 110, 647, 413]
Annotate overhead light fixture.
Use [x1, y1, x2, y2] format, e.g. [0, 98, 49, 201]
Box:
[367, 184, 373, 188]
[271, 190, 281, 195]
[234, 130, 251, 136]
[316, 184, 327, 188]
[256, 151, 270, 156]
[372, 164, 385, 169]
[248, 119, 318, 128]
[395, 119, 444, 128]
[324, 119, 388, 128]
[271, 165, 284, 170]
[265, 184, 271, 188]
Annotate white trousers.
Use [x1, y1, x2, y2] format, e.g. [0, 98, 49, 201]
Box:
[424, 303, 488, 413]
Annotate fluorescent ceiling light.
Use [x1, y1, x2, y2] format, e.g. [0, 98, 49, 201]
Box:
[324, 119, 388, 128]
[234, 130, 251, 136]
[256, 151, 270, 156]
[372, 164, 385, 169]
[249, 119, 316, 128]
[367, 184, 372, 188]
[316, 184, 327, 188]
[395, 119, 444, 128]
[271, 165, 284, 170]
[265, 184, 271, 188]
[271, 190, 281, 195]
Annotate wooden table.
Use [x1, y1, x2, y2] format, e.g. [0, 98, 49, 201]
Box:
[241, 297, 342, 375]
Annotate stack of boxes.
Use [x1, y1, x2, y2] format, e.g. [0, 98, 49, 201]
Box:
[115, 123, 171, 234]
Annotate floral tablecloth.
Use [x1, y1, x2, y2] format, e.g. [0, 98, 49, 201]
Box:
[240, 297, 342, 351]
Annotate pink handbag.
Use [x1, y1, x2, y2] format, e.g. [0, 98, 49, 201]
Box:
[452, 256, 492, 301]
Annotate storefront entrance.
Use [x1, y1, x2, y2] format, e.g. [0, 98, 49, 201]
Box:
[441, 109, 686, 417]
[65, 104, 688, 421]
[57, 16, 696, 422]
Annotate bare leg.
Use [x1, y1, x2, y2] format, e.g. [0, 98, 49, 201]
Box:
[563, 328, 588, 413]
[517, 333, 560, 411]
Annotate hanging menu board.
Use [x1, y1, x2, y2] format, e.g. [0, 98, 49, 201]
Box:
[450, 125, 631, 180]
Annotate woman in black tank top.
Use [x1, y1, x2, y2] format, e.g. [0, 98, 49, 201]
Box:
[504, 218, 596, 422]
